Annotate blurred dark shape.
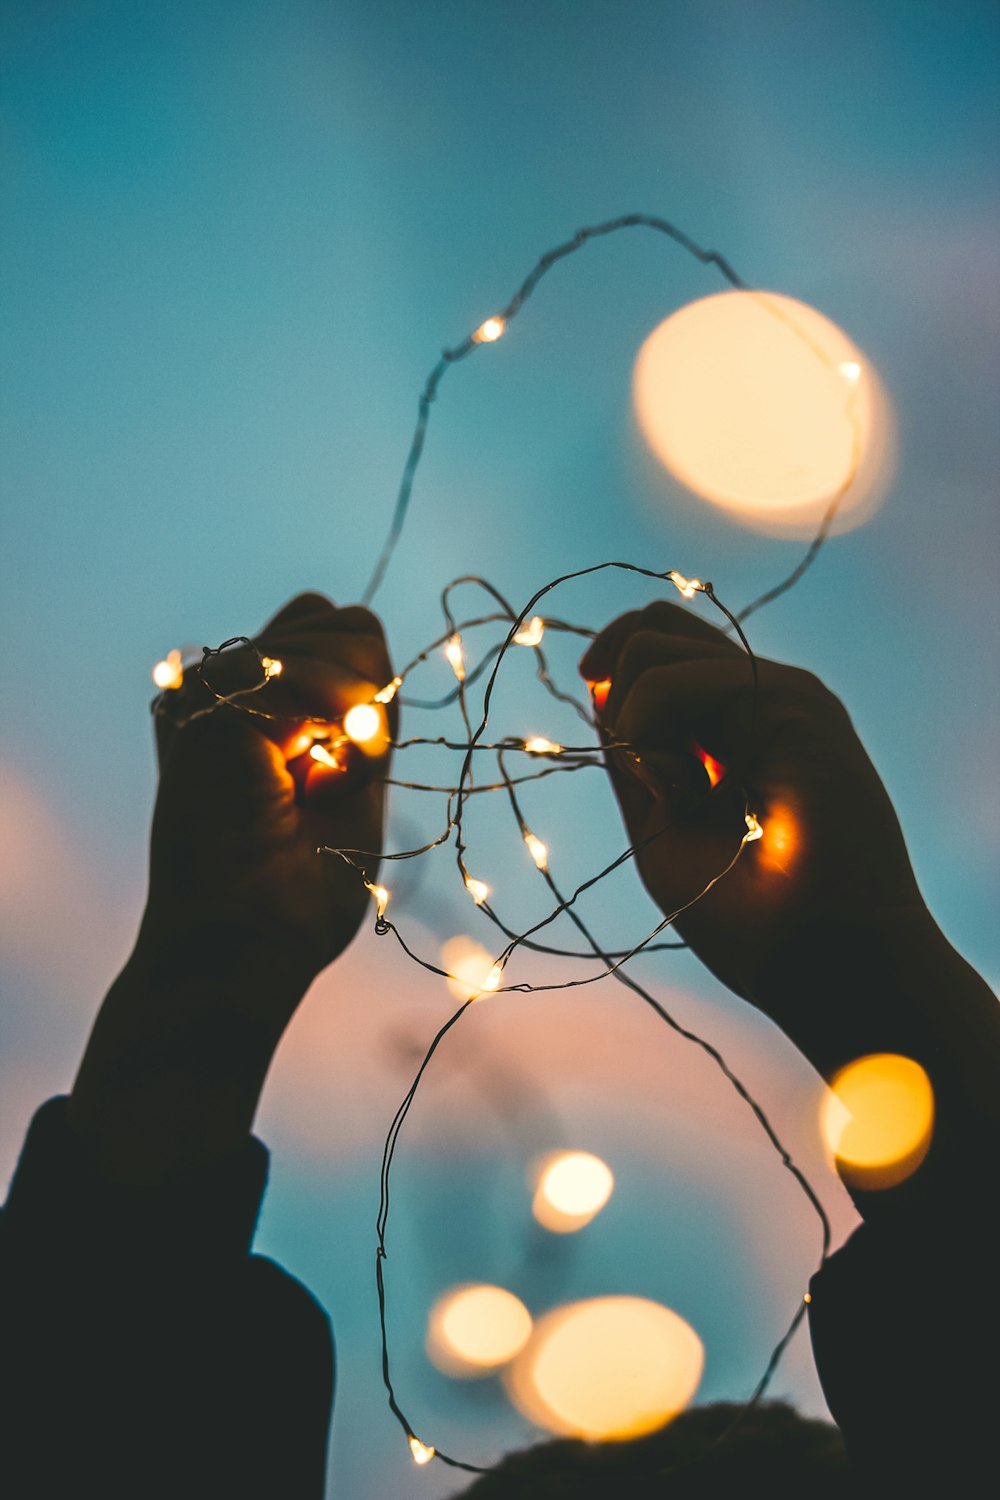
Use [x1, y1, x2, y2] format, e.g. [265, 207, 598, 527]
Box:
[452, 1400, 850, 1498]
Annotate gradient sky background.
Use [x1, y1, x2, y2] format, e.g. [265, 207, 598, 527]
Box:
[1, 3, 998, 1496]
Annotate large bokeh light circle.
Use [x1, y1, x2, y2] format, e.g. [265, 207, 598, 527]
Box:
[426, 1283, 533, 1378]
[506, 1295, 704, 1440]
[633, 290, 893, 536]
[820, 1052, 934, 1190]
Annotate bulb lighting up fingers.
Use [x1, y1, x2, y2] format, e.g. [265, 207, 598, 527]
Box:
[587, 679, 612, 713]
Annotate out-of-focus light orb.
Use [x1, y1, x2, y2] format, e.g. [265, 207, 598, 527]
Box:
[820, 1053, 934, 1190]
[506, 1297, 703, 1440]
[152, 649, 184, 691]
[532, 1151, 614, 1234]
[343, 703, 382, 745]
[633, 291, 894, 537]
[427, 1284, 533, 1378]
[441, 936, 501, 1001]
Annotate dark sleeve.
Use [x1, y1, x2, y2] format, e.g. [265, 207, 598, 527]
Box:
[808, 1185, 996, 1492]
[0, 1098, 334, 1500]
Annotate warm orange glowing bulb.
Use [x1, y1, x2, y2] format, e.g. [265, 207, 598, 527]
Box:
[152, 650, 184, 691]
[445, 635, 466, 681]
[365, 882, 390, 920]
[668, 570, 704, 601]
[309, 743, 344, 771]
[408, 1436, 435, 1465]
[374, 676, 402, 704]
[743, 812, 764, 843]
[427, 1284, 533, 1378]
[261, 656, 283, 679]
[820, 1053, 934, 1190]
[343, 703, 381, 745]
[524, 737, 563, 755]
[473, 316, 505, 344]
[839, 360, 862, 381]
[524, 831, 548, 870]
[513, 615, 545, 647]
[464, 875, 490, 906]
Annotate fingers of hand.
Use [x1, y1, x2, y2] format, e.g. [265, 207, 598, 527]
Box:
[580, 598, 740, 682]
[603, 631, 744, 730]
[257, 592, 387, 643]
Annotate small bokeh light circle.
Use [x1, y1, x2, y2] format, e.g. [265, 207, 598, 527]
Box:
[506, 1296, 704, 1440]
[633, 290, 893, 537]
[820, 1052, 934, 1190]
[426, 1284, 533, 1379]
[440, 936, 500, 1001]
[531, 1151, 614, 1233]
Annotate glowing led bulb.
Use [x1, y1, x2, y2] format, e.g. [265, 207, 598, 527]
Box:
[261, 656, 283, 679]
[588, 678, 612, 712]
[152, 650, 184, 691]
[668, 571, 704, 601]
[473, 316, 505, 344]
[465, 875, 490, 905]
[343, 703, 381, 745]
[743, 812, 764, 843]
[524, 831, 548, 870]
[374, 676, 402, 704]
[839, 360, 862, 381]
[445, 635, 466, 682]
[524, 737, 563, 755]
[408, 1436, 435, 1466]
[482, 963, 504, 994]
[364, 881, 390, 919]
[513, 616, 545, 647]
[309, 743, 344, 771]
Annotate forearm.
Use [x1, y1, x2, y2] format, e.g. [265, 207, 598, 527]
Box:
[749, 908, 999, 1218]
[70, 919, 315, 1185]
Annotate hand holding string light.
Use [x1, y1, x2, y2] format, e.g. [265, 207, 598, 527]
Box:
[132, 215, 891, 1470]
[581, 597, 928, 1054]
[73, 592, 397, 1184]
[143, 592, 397, 983]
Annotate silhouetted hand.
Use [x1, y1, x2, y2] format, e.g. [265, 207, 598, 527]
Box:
[581, 600, 926, 1021]
[71, 592, 395, 1181]
[145, 591, 395, 985]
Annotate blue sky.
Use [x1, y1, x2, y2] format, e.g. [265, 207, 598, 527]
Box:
[1, 3, 997, 1495]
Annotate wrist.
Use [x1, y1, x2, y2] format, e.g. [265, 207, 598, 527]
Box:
[71, 920, 315, 1185]
[749, 909, 999, 1219]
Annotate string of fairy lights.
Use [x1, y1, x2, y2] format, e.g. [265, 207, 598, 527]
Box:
[151, 213, 867, 1476]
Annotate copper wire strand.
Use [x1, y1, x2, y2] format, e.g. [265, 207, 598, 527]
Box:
[362, 563, 831, 1470]
[152, 211, 864, 1473]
